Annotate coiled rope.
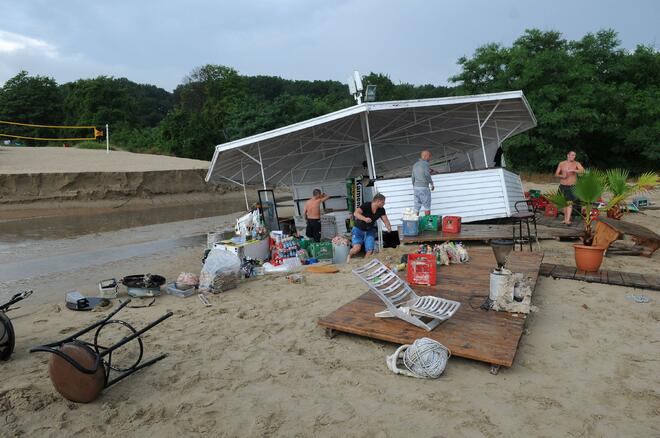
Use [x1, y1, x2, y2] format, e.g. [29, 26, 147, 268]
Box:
[386, 337, 450, 379]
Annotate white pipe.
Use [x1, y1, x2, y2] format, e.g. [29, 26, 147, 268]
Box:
[257, 144, 267, 189]
[106, 123, 109, 154]
[241, 164, 249, 211]
[476, 104, 488, 168]
[364, 109, 376, 182]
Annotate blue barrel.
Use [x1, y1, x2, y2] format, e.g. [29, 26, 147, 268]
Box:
[402, 219, 419, 236]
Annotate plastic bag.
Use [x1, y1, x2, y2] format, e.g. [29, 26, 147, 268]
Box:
[199, 248, 241, 293]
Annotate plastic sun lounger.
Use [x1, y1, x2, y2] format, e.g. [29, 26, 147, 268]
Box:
[352, 259, 460, 331]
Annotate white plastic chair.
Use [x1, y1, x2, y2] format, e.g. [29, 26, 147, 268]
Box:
[352, 259, 460, 331]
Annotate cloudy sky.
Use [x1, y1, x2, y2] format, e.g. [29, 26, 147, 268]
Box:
[0, 0, 658, 91]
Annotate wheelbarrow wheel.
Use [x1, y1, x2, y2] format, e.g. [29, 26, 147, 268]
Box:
[48, 341, 106, 403]
[0, 312, 15, 361]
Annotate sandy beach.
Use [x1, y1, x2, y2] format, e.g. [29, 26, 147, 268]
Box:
[0, 149, 658, 437]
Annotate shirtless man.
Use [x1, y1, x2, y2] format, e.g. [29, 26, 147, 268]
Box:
[554, 151, 585, 225]
[303, 189, 330, 242]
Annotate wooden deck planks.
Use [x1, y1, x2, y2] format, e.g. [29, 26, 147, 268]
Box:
[400, 224, 581, 244]
[318, 248, 544, 368]
[539, 263, 660, 291]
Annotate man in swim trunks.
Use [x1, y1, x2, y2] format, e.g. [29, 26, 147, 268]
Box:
[303, 189, 330, 241]
[554, 151, 584, 225]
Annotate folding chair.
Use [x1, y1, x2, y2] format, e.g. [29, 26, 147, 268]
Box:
[352, 259, 460, 331]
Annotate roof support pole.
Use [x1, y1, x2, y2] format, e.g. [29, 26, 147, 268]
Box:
[360, 108, 377, 179]
[475, 104, 488, 168]
[495, 120, 505, 168]
[480, 100, 501, 129]
[257, 143, 267, 189]
[241, 164, 249, 211]
[466, 152, 474, 170]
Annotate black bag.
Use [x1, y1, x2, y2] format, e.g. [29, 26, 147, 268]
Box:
[382, 230, 400, 248]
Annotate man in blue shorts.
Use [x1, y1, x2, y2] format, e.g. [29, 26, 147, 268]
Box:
[347, 193, 392, 262]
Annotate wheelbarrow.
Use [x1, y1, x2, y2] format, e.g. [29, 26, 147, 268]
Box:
[0, 290, 33, 361]
[30, 299, 172, 403]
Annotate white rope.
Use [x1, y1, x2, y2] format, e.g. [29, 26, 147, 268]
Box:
[386, 337, 450, 379]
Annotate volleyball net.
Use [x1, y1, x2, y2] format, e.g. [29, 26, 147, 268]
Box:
[0, 120, 104, 141]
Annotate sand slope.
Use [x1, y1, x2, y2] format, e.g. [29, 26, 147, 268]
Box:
[0, 147, 228, 204]
[0, 147, 209, 174]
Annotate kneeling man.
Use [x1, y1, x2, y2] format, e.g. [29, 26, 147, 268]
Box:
[347, 193, 392, 262]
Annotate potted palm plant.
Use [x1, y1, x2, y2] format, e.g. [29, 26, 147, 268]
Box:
[544, 169, 657, 271]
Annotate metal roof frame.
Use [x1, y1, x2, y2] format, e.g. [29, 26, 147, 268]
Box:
[205, 91, 537, 196]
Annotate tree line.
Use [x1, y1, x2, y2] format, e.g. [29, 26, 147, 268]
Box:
[0, 28, 657, 173]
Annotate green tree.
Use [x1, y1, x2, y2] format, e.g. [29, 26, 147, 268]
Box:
[451, 28, 660, 173]
[0, 71, 64, 144]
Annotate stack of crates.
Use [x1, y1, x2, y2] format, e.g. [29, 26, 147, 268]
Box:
[320, 215, 337, 240]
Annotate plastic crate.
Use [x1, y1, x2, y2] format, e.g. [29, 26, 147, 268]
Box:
[310, 241, 333, 260]
[297, 237, 311, 250]
[406, 253, 437, 286]
[442, 216, 461, 234]
[320, 215, 337, 240]
[402, 219, 419, 236]
[531, 196, 549, 210]
[419, 215, 439, 231]
[544, 205, 558, 217]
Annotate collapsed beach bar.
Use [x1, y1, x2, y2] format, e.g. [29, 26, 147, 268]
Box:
[205, 90, 537, 228]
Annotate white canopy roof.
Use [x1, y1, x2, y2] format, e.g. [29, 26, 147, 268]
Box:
[205, 90, 536, 187]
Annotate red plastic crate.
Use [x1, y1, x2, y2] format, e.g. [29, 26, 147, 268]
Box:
[531, 196, 549, 210]
[406, 253, 437, 286]
[442, 216, 461, 233]
[544, 205, 558, 217]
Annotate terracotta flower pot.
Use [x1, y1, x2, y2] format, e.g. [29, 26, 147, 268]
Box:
[573, 244, 606, 272]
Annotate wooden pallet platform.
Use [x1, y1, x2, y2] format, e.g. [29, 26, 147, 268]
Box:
[540, 263, 660, 291]
[400, 224, 581, 244]
[318, 248, 544, 368]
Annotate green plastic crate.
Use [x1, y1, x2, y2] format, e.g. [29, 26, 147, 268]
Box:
[297, 237, 311, 251]
[310, 241, 333, 260]
[419, 215, 439, 231]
